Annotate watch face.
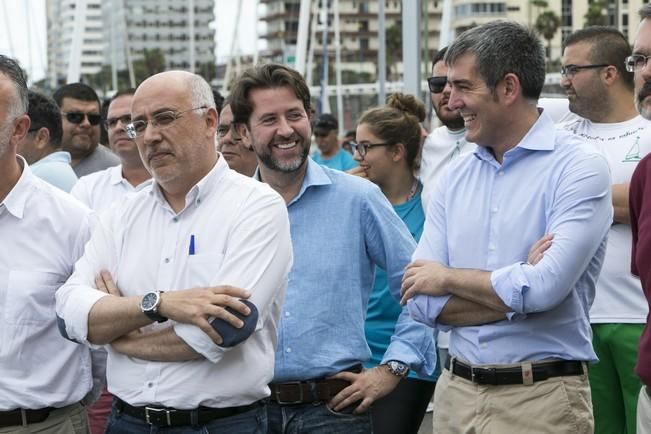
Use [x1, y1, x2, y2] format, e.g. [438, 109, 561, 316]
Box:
[141, 292, 158, 311]
[388, 361, 408, 375]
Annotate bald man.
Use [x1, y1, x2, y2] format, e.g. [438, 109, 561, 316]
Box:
[56, 71, 292, 433]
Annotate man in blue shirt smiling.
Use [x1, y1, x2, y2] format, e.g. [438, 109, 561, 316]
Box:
[231, 63, 436, 434]
[400, 22, 612, 434]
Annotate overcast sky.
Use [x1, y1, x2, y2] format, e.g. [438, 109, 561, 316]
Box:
[0, 0, 264, 82]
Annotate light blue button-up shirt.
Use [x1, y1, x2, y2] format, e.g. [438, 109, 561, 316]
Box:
[408, 111, 612, 364]
[272, 158, 436, 382]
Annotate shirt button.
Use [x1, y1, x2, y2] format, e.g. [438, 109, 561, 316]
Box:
[498, 171, 504, 176]
[286, 347, 292, 353]
[147, 382, 154, 388]
[491, 207, 498, 213]
[285, 312, 290, 317]
[164, 258, 170, 263]
[480, 343, 488, 349]
[488, 245, 496, 251]
[197, 198, 202, 204]
[173, 217, 178, 222]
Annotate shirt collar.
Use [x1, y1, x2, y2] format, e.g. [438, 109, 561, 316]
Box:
[150, 156, 227, 212]
[2, 156, 33, 219]
[473, 109, 556, 161]
[109, 164, 125, 185]
[254, 157, 332, 206]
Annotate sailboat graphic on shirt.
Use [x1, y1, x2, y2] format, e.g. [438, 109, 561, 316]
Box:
[623, 136, 641, 162]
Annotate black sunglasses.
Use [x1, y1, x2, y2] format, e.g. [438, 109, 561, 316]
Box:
[62, 111, 102, 126]
[427, 76, 448, 94]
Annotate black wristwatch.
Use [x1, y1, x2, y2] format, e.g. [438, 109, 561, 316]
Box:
[384, 360, 410, 378]
[140, 291, 168, 323]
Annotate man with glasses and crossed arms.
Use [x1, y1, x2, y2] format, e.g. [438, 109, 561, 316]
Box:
[625, 5, 651, 432]
[53, 83, 119, 177]
[558, 26, 651, 434]
[56, 70, 292, 433]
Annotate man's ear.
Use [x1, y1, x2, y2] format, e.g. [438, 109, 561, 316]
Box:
[10, 114, 30, 147]
[500, 73, 521, 106]
[34, 127, 51, 151]
[236, 122, 252, 149]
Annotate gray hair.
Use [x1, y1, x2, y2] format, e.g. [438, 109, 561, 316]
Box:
[188, 74, 215, 109]
[446, 21, 546, 101]
[0, 54, 28, 118]
[640, 4, 651, 20]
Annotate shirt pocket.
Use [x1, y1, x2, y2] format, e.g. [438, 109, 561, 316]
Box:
[6, 270, 64, 324]
[185, 251, 225, 286]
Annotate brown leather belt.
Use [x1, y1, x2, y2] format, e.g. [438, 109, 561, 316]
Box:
[0, 407, 54, 428]
[115, 398, 260, 427]
[445, 356, 585, 386]
[269, 364, 362, 405]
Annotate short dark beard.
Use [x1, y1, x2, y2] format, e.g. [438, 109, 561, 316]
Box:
[256, 140, 309, 174]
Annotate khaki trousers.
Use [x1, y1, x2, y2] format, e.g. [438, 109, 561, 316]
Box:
[0, 403, 89, 434]
[432, 368, 593, 434]
[638, 386, 651, 434]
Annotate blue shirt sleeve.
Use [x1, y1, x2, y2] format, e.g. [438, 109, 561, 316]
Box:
[362, 185, 436, 376]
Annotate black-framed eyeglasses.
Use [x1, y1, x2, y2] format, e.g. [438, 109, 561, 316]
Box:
[104, 114, 132, 130]
[61, 111, 102, 126]
[560, 64, 610, 79]
[349, 141, 391, 157]
[625, 54, 651, 72]
[427, 76, 447, 94]
[126, 106, 207, 140]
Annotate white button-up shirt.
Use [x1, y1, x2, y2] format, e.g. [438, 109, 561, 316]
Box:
[56, 156, 292, 409]
[71, 164, 152, 215]
[0, 158, 94, 410]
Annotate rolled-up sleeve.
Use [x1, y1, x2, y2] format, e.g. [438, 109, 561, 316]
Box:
[491, 153, 612, 314]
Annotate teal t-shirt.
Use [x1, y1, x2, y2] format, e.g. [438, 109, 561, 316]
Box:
[363, 184, 439, 381]
[312, 149, 358, 171]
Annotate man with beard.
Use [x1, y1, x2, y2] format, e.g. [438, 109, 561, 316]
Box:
[0, 54, 94, 433]
[230, 63, 436, 434]
[217, 102, 257, 177]
[71, 89, 151, 214]
[627, 5, 651, 432]
[420, 46, 475, 209]
[559, 26, 651, 434]
[53, 83, 119, 177]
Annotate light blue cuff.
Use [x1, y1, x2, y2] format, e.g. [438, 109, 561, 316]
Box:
[491, 262, 530, 316]
[407, 294, 452, 332]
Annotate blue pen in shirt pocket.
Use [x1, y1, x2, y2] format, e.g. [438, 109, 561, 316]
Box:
[188, 234, 196, 255]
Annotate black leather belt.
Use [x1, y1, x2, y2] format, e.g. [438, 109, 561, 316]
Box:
[115, 398, 259, 427]
[0, 407, 54, 428]
[445, 356, 585, 385]
[269, 364, 362, 405]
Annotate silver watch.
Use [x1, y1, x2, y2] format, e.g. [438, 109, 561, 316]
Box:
[384, 360, 410, 377]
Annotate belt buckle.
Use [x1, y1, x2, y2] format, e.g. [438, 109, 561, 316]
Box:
[471, 366, 497, 385]
[275, 381, 304, 405]
[144, 406, 173, 426]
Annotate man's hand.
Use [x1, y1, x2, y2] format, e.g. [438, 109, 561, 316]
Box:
[347, 166, 368, 179]
[400, 260, 449, 304]
[158, 286, 252, 345]
[95, 269, 122, 296]
[527, 234, 553, 266]
[328, 367, 401, 414]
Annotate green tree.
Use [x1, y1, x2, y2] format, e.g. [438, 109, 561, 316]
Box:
[584, 0, 608, 26]
[535, 10, 561, 61]
[385, 22, 402, 80]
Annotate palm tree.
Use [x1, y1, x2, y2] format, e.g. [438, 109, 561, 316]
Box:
[535, 11, 561, 61]
[584, 0, 608, 26]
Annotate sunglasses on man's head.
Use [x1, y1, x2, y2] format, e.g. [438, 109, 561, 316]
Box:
[427, 76, 448, 94]
[61, 111, 102, 126]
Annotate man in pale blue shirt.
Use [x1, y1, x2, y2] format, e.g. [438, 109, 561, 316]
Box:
[400, 22, 612, 434]
[311, 113, 358, 171]
[231, 63, 436, 434]
[17, 90, 77, 192]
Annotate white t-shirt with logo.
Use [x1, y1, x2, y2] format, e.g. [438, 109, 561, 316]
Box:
[563, 115, 651, 323]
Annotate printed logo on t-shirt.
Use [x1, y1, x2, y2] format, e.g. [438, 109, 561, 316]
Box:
[623, 137, 641, 163]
